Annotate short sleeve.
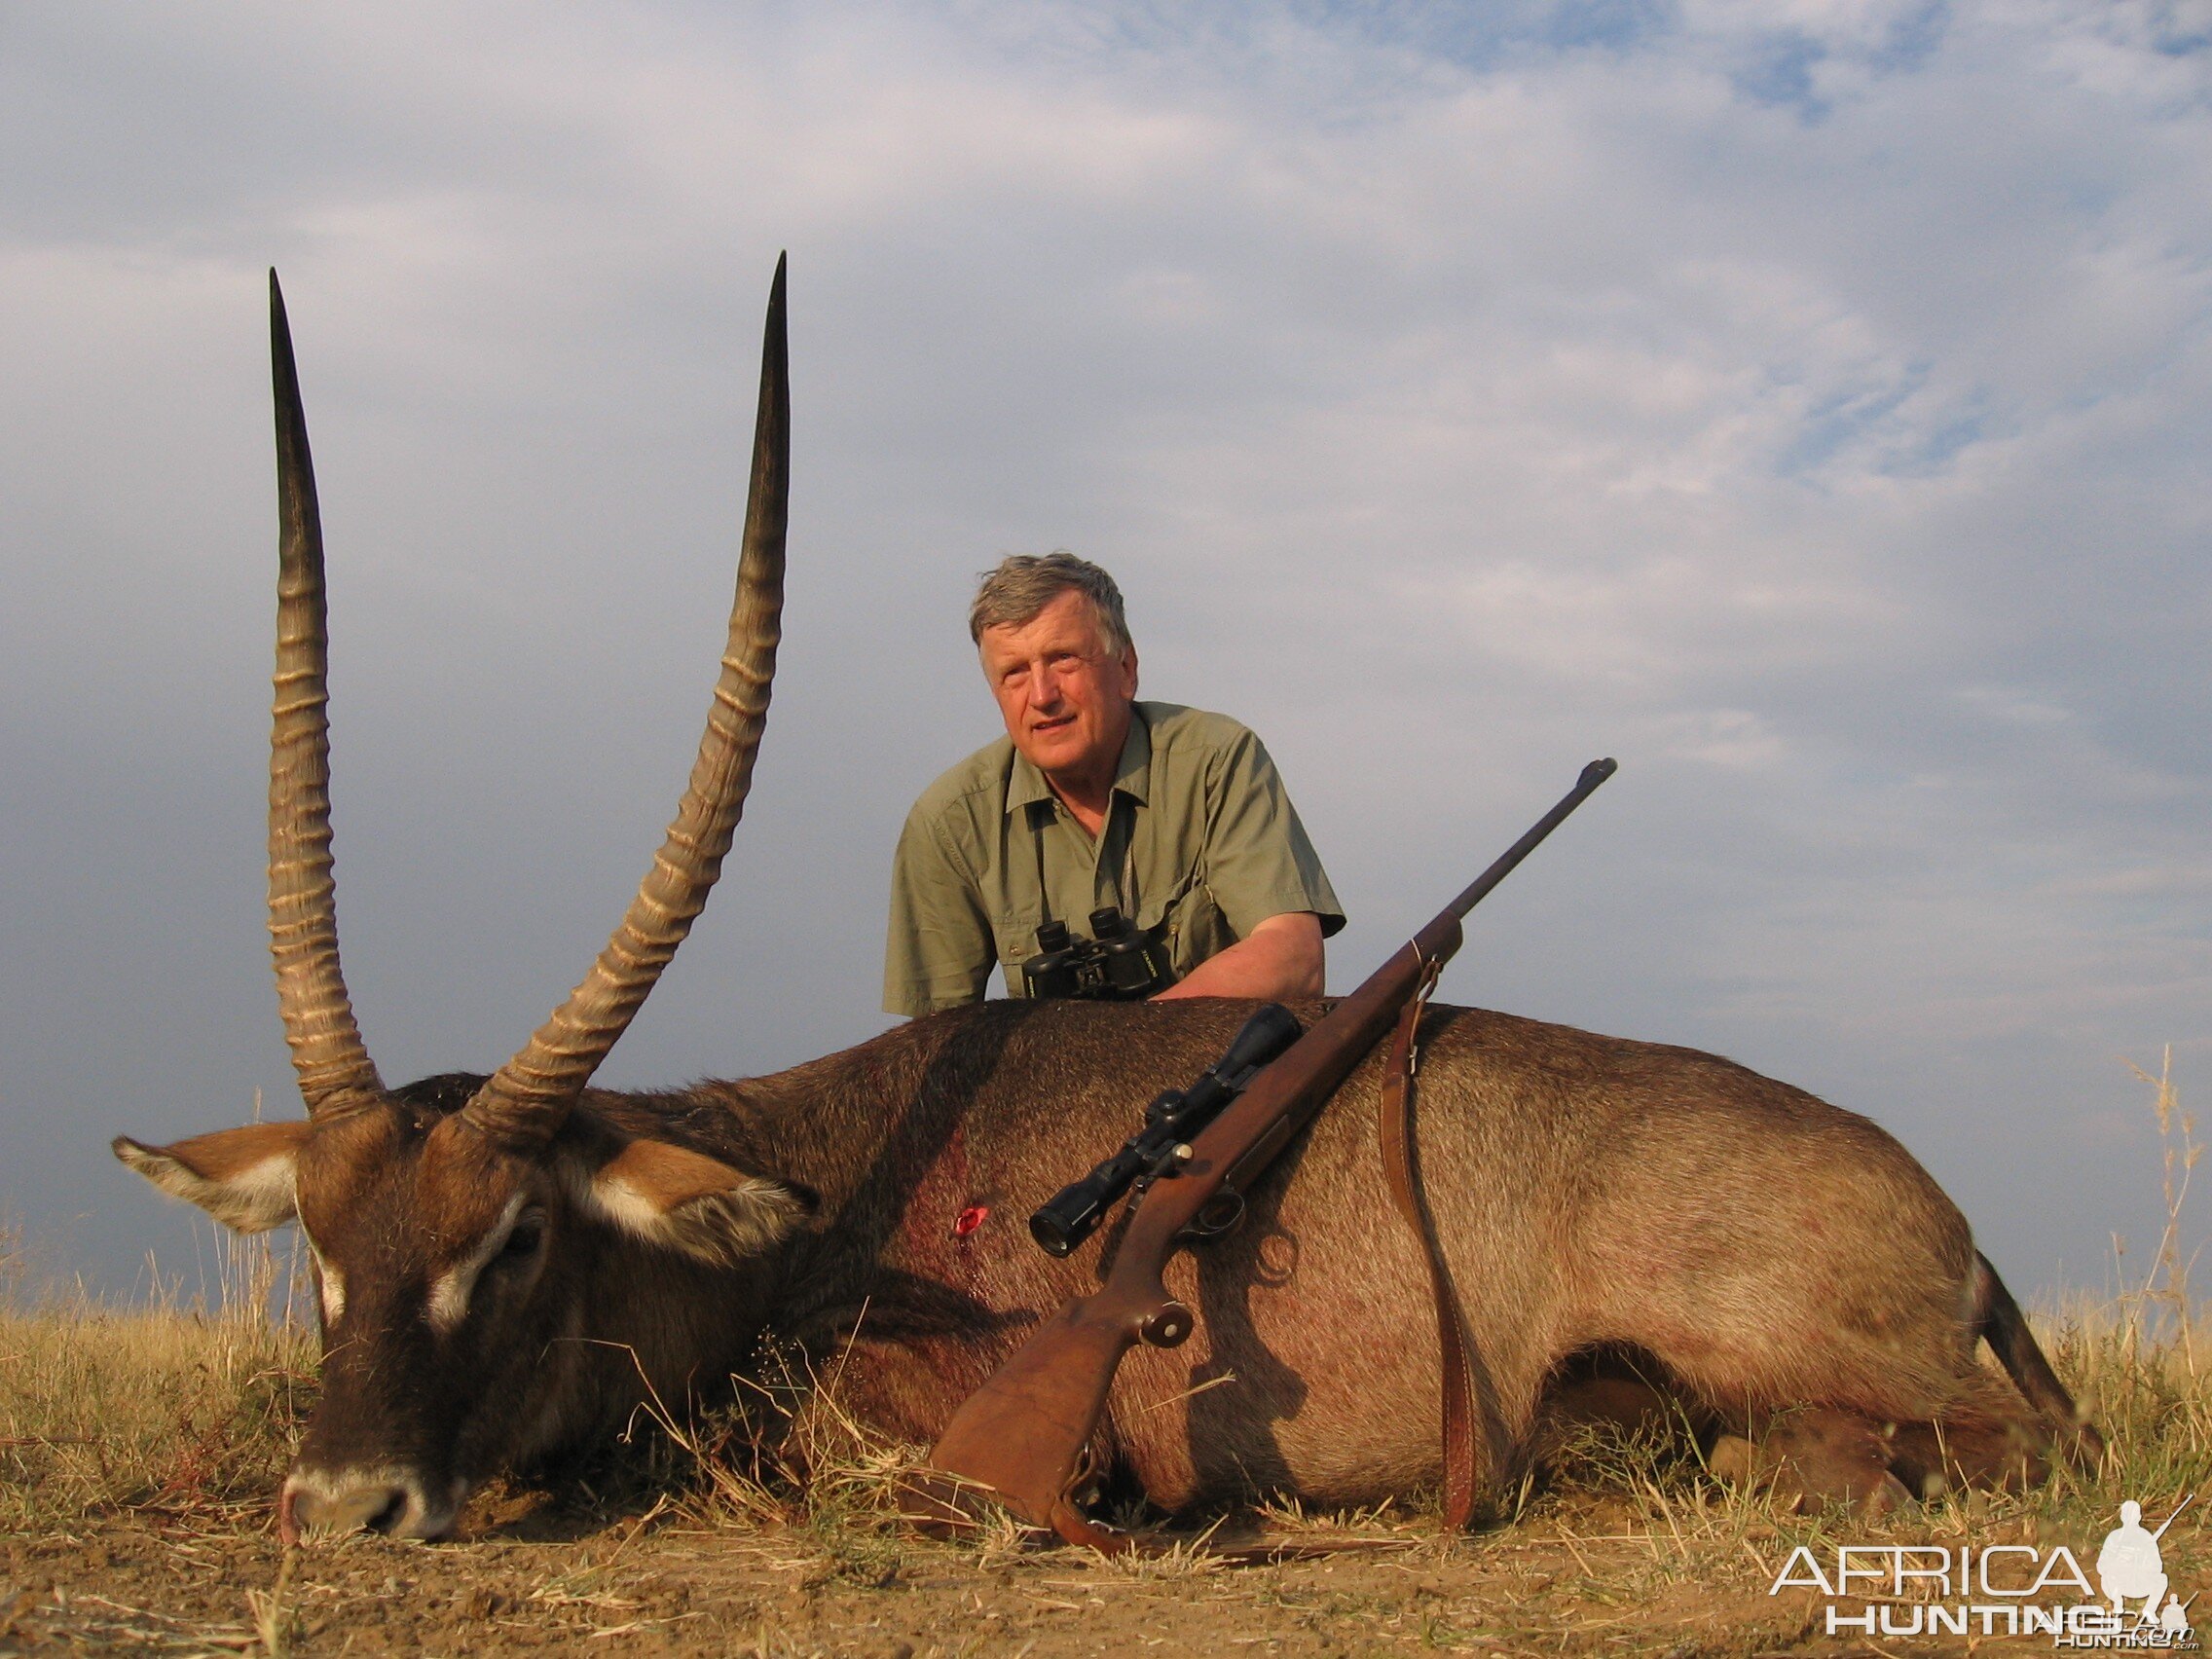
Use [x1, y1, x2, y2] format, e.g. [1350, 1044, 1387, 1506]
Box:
[883, 804, 997, 1016]
[1199, 730, 1345, 940]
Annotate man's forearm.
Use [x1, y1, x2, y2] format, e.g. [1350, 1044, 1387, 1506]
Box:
[1155, 911, 1324, 1002]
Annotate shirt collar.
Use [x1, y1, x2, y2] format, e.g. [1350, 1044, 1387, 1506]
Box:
[1005, 705, 1152, 816]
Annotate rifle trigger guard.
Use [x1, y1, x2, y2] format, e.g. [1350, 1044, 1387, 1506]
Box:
[1139, 1301, 1196, 1348]
[1179, 1190, 1245, 1242]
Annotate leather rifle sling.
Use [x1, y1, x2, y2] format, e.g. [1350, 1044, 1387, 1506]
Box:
[1377, 955, 1482, 1530]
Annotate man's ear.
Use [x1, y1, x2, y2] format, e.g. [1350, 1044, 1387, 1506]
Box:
[112, 1122, 311, 1233]
[572, 1137, 811, 1267]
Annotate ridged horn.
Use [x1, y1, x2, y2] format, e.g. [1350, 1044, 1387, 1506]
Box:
[267, 271, 384, 1116]
[463, 256, 791, 1149]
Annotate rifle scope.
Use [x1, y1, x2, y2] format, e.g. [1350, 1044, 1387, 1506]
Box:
[1029, 1002, 1304, 1258]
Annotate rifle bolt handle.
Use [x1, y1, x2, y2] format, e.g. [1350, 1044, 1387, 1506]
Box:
[1140, 1302, 1195, 1348]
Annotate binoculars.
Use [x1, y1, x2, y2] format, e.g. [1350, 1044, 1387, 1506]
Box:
[1020, 906, 1174, 1001]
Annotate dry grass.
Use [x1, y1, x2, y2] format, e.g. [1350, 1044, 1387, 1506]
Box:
[0, 1223, 314, 1536]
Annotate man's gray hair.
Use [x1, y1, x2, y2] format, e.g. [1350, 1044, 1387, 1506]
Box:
[969, 553, 1133, 657]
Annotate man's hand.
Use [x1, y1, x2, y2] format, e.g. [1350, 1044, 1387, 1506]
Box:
[1154, 911, 1324, 1002]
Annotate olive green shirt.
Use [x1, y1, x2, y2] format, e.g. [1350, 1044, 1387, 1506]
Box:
[883, 702, 1345, 1015]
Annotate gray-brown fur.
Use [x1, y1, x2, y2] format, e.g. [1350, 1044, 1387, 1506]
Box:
[128, 993, 2090, 1533]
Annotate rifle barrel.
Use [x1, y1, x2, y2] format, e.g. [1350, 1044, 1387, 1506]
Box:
[1419, 757, 1616, 951]
[1226, 756, 1616, 1197]
[2153, 1493, 2194, 1540]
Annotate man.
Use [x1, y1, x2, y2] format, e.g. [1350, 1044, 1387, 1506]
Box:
[884, 553, 1343, 1015]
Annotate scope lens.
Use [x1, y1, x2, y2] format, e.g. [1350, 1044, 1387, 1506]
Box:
[1029, 1208, 1078, 1257]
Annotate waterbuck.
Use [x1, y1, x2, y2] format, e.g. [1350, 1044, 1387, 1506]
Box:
[117, 265, 2095, 1542]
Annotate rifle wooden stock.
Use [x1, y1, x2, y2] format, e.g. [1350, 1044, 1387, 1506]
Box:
[915, 759, 1616, 1544]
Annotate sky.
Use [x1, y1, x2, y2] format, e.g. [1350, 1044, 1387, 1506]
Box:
[1, 0, 2206, 1303]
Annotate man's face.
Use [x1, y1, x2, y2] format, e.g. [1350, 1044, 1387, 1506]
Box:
[978, 590, 1139, 786]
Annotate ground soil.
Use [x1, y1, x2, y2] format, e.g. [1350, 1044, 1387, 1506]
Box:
[6, 1478, 2170, 1658]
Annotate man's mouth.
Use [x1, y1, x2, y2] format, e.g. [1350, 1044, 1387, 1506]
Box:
[1031, 715, 1076, 735]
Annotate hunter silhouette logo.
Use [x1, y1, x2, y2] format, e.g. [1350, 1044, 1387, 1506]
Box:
[1767, 1494, 2196, 1646]
[2097, 1498, 2193, 1637]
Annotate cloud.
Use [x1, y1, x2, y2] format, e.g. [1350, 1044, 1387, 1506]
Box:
[2, 0, 2207, 1293]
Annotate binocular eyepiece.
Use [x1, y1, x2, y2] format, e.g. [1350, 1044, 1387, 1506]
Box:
[1021, 905, 1174, 1001]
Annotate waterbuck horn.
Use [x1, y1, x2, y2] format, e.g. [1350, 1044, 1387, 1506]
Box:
[268, 271, 384, 1117]
[462, 256, 791, 1149]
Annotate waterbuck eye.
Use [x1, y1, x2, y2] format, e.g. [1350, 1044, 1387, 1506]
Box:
[499, 1214, 546, 1262]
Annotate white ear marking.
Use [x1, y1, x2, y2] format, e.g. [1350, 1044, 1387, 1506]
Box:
[584, 1174, 666, 1237]
[569, 1143, 803, 1268]
[113, 1136, 302, 1233]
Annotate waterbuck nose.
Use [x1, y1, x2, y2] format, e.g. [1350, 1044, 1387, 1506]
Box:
[282, 1470, 441, 1539]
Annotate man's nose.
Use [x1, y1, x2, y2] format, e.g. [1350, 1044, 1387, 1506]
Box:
[1025, 662, 1067, 710]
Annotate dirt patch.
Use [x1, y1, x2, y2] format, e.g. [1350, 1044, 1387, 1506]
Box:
[0, 1504, 1801, 1657]
[9, 1481, 2163, 1658]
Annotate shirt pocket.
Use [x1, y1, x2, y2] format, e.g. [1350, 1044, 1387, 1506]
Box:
[1133, 864, 1196, 939]
[1142, 868, 1233, 982]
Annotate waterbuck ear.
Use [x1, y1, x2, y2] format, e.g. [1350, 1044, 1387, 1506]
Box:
[112, 1122, 312, 1233]
[574, 1138, 808, 1267]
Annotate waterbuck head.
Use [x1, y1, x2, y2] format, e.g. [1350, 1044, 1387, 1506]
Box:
[114, 262, 799, 1540]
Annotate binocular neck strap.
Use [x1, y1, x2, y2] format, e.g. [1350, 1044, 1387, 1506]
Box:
[1030, 802, 1057, 928]
[1029, 793, 1142, 934]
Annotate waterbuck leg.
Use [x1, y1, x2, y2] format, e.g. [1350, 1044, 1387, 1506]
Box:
[1708, 1407, 1913, 1517]
[1532, 1346, 1709, 1475]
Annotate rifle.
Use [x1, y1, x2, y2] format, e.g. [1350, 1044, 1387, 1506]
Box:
[2153, 1493, 2194, 1541]
[915, 757, 1617, 1547]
